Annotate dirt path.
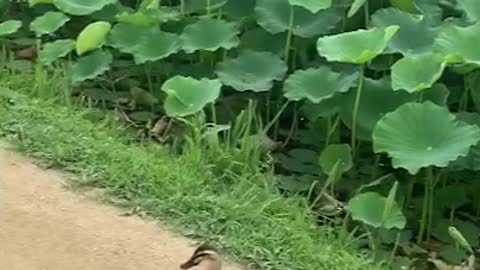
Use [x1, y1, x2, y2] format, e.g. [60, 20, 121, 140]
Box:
[0, 147, 243, 270]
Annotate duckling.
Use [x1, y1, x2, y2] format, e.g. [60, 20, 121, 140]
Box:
[180, 244, 223, 270]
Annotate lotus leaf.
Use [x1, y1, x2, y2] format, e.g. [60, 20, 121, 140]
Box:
[215, 50, 287, 92]
[317, 26, 399, 64]
[180, 18, 239, 53]
[29, 11, 70, 36]
[373, 101, 480, 174]
[161, 76, 222, 117]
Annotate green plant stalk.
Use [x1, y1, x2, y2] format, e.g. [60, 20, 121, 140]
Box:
[417, 167, 433, 243]
[326, 116, 340, 146]
[55, 65, 72, 108]
[370, 155, 380, 180]
[284, 5, 295, 65]
[263, 100, 290, 134]
[210, 102, 217, 123]
[449, 208, 455, 224]
[364, 0, 370, 26]
[476, 196, 480, 216]
[0, 43, 6, 68]
[33, 38, 42, 97]
[145, 63, 154, 94]
[180, 0, 185, 15]
[427, 169, 436, 241]
[388, 232, 401, 266]
[265, 93, 271, 125]
[338, 212, 351, 244]
[351, 65, 365, 158]
[460, 77, 471, 111]
[281, 104, 298, 148]
[404, 174, 416, 208]
[206, 0, 211, 15]
[326, 117, 332, 145]
[365, 226, 379, 261]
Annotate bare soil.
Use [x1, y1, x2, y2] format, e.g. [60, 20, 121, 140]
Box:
[0, 147, 243, 270]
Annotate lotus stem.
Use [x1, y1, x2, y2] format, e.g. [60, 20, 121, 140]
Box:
[449, 208, 455, 224]
[405, 174, 416, 208]
[326, 115, 340, 146]
[427, 168, 436, 241]
[370, 154, 380, 180]
[284, 5, 295, 65]
[180, 0, 185, 15]
[281, 103, 298, 148]
[351, 65, 365, 157]
[210, 102, 217, 123]
[417, 167, 434, 243]
[364, 0, 370, 26]
[206, 0, 211, 15]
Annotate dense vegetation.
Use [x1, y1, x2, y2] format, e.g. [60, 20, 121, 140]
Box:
[0, 0, 480, 269]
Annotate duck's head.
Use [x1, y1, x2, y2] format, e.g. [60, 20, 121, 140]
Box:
[180, 244, 222, 270]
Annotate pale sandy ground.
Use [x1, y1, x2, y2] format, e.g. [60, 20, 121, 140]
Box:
[0, 147, 243, 270]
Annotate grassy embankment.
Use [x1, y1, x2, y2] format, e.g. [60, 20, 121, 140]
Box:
[0, 70, 384, 270]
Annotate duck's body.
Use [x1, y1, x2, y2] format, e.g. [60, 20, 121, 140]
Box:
[180, 244, 222, 270]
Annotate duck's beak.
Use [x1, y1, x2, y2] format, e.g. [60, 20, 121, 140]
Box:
[180, 253, 198, 269]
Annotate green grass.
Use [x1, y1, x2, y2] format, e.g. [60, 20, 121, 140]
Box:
[0, 72, 385, 270]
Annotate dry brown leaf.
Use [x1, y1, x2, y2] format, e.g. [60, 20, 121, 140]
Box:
[428, 255, 476, 270]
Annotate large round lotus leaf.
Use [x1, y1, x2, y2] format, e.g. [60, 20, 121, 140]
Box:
[416, 0, 443, 24]
[53, 0, 116, 15]
[347, 0, 366, 17]
[0, 20, 22, 36]
[255, 0, 342, 38]
[421, 83, 450, 106]
[130, 87, 158, 107]
[90, 3, 126, 20]
[180, 18, 239, 53]
[29, 11, 70, 36]
[116, 11, 159, 26]
[457, 0, 480, 22]
[434, 22, 480, 65]
[240, 27, 286, 55]
[174, 62, 215, 79]
[301, 97, 339, 121]
[108, 23, 151, 54]
[391, 54, 447, 93]
[154, 6, 181, 22]
[72, 50, 113, 83]
[116, 7, 179, 26]
[223, 0, 255, 18]
[39, 39, 75, 64]
[339, 77, 415, 141]
[435, 185, 468, 210]
[317, 26, 399, 64]
[348, 191, 406, 229]
[373, 101, 480, 174]
[274, 149, 321, 175]
[275, 174, 317, 193]
[283, 66, 357, 103]
[184, 0, 227, 13]
[371, 8, 437, 56]
[133, 29, 180, 64]
[288, 0, 332, 13]
[76, 21, 111, 55]
[29, 0, 54, 6]
[215, 50, 287, 92]
[319, 144, 352, 175]
[433, 219, 480, 247]
[390, 0, 418, 13]
[450, 113, 480, 171]
[161, 76, 222, 117]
